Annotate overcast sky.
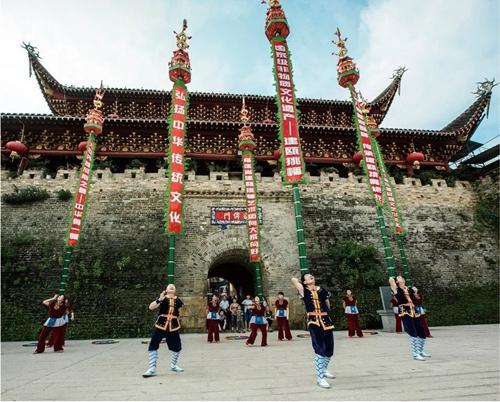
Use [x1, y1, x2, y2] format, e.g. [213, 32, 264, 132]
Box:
[1, 0, 498, 146]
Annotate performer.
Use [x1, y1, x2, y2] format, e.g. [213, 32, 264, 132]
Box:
[389, 276, 431, 361]
[390, 291, 403, 333]
[342, 289, 363, 337]
[292, 274, 335, 389]
[47, 298, 74, 348]
[412, 286, 432, 337]
[274, 292, 293, 341]
[142, 284, 184, 377]
[245, 296, 268, 347]
[34, 294, 69, 353]
[206, 295, 220, 342]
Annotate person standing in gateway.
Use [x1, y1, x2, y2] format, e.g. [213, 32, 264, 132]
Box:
[142, 284, 184, 377]
[274, 292, 293, 341]
[291, 274, 335, 389]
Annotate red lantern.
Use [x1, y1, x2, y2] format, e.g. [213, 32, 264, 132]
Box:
[78, 141, 87, 154]
[353, 152, 363, 165]
[273, 149, 281, 160]
[5, 141, 28, 159]
[406, 152, 425, 168]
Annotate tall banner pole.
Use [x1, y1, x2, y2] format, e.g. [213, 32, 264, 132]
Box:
[164, 20, 192, 285]
[334, 29, 396, 278]
[239, 98, 264, 298]
[59, 85, 105, 294]
[264, 0, 308, 277]
[360, 95, 412, 285]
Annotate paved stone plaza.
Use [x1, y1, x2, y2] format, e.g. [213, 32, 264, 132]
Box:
[2, 324, 499, 401]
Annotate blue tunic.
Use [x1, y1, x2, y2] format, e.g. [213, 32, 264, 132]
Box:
[303, 287, 334, 330]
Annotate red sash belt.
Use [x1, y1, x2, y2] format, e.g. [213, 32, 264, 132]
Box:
[307, 312, 327, 317]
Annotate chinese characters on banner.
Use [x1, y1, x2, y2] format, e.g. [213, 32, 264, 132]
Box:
[210, 207, 263, 225]
[166, 83, 188, 234]
[272, 40, 304, 184]
[67, 137, 95, 246]
[243, 153, 261, 262]
[352, 93, 384, 206]
[382, 173, 403, 233]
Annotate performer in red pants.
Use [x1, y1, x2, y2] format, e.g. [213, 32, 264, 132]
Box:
[412, 287, 432, 337]
[246, 296, 268, 347]
[206, 295, 220, 343]
[47, 298, 74, 348]
[390, 292, 403, 333]
[343, 289, 363, 337]
[34, 294, 68, 353]
[275, 292, 293, 341]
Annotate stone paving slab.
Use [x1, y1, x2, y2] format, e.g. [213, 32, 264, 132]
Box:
[1, 324, 499, 401]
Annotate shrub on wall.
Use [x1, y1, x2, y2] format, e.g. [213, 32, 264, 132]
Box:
[475, 191, 499, 238]
[56, 189, 72, 201]
[2, 186, 49, 204]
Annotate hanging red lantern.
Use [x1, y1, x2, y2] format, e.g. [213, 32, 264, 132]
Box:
[406, 151, 425, 168]
[353, 152, 363, 165]
[78, 141, 87, 154]
[273, 149, 281, 160]
[5, 141, 28, 159]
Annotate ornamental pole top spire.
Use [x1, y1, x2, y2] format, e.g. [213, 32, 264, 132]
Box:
[332, 28, 348, 59]
[84, 82, 105, 136]
[264, 0, 289, 40]
[240, 96, 250, 127]
[169, 19, 192, 84]
[334, 27, 360, 88]
[239, 97, 256, 149]
[92, 81, 105, 111]
[174, 19, 191, 51]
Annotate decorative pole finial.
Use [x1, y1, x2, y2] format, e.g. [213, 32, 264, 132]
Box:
[240, 96, 250, 127]
[92, 81, 105, 111]
[84, 84, 106, 136]
[332, 28, 348, 58]
[174, 19, 192, 51]
[334, 27, 359, 88]
[169, 19, 192, 83]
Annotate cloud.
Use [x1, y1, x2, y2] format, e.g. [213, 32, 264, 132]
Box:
[1, 0, 497, 146]
[355, 0, 499, 143]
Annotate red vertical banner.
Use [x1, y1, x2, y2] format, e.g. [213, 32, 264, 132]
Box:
[351, 89, 384, 206]
[271, 39, 304, 184]
[382, 173, 402, 233]
[67, 135, 96, 246]
[165, 81, 188, 234]
[242, 152, 261, 262]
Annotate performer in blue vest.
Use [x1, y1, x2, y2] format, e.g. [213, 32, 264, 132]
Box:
[143, 284, 184, 377]
[292, 274, 335, 389]
[389, 276, 431, 361]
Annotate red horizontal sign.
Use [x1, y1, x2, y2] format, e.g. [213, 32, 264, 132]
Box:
[211, 207, 263, 225]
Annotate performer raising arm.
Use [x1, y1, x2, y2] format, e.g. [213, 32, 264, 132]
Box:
[291, 274, 335, 389]
[143, 284, 184, 378]
[389, 276, 431, 361]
